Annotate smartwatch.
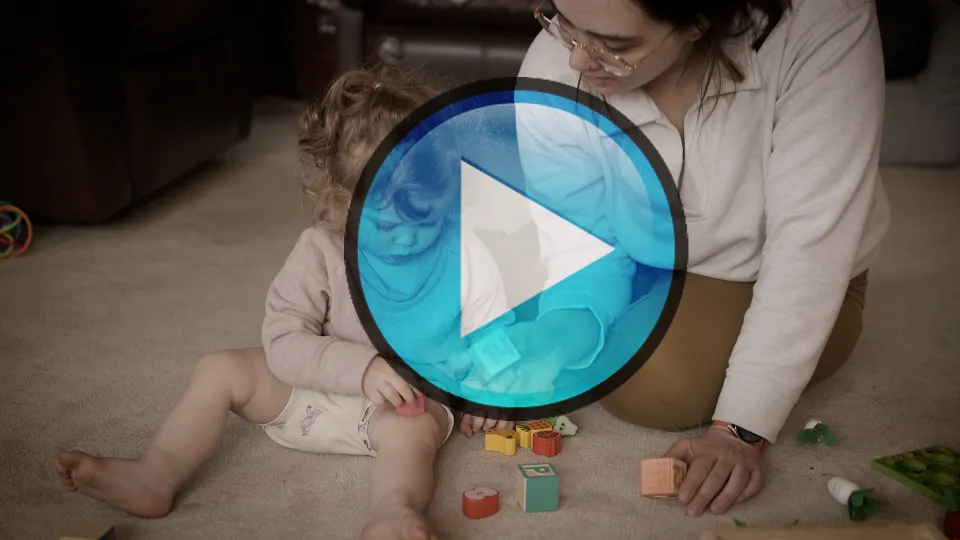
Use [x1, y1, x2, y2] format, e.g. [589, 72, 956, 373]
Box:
[713, 420, 767, 455]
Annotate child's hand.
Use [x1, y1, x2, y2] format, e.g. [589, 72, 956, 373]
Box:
[362, 356, 422, 408]
[459, 413, 514, 437]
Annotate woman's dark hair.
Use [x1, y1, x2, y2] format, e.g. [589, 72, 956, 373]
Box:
[633, 0, 792, 99]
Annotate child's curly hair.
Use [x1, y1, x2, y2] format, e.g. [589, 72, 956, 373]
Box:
[297, 65, 449, 234]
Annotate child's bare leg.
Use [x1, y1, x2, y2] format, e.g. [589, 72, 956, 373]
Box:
[56, 348, 290, 518]
[361, 400, 450, 540]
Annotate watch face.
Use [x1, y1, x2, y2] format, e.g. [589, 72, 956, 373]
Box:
[736, 427, 763, 444]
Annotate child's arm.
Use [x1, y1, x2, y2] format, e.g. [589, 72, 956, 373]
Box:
[261, 228, 380, 396]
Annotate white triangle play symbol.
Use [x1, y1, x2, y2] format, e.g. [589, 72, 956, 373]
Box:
[460, 159, 615, 338]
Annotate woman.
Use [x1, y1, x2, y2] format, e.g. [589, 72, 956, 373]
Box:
[484, 0, 890, 518]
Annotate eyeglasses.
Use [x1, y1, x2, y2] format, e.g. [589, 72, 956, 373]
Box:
[533, 0, 672, 78]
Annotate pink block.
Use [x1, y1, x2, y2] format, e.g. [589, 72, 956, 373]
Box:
[395, 395, 426, 417]
[640, 458, 687, 499]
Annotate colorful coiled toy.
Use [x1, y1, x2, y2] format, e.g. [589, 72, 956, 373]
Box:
[0, 202, 33, 259]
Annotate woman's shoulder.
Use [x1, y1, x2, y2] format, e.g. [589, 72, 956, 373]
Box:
[785, 0, 877, 24]
[766, 0, 879, 49]
[518, 29, 581, 87]
[744, 0, 881, 95]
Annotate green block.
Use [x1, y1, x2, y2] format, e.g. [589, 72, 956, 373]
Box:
[871, 445, 960, 503]
[517, 463, 559, 512]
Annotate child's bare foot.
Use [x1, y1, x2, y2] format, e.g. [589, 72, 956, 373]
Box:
[361, 506, 436, 540]
[56, 450, 175, 519]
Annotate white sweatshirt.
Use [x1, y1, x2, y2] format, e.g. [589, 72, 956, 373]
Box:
[516, 0, 891, 443]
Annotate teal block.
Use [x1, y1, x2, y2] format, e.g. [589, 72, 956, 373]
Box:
[516, 463, 559, 512]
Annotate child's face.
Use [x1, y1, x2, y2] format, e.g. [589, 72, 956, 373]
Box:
[359, 197, 447, 264]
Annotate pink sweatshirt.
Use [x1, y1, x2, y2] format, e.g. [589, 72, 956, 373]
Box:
[261, 226, 381, 396]
[261, 224, 510, 396]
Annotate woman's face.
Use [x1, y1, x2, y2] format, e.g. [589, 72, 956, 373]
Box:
[549, 0, 702, 96]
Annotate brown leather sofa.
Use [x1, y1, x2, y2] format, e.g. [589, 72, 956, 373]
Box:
[0, 0, 259, 223]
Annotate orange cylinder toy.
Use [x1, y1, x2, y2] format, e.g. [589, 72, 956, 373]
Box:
[532, 430, 562, 457]
[462, 486, 499, 519]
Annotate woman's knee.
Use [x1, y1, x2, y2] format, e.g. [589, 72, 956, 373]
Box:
[597, 338, 726, 432]
[810, 291, 865, 384]
[600, 385, 713, 432]
[597, 273, 747, 431]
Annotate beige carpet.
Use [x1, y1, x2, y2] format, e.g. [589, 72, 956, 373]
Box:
[2, 98, 959, 540]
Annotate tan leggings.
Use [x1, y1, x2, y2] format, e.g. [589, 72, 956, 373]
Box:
[598, 271, 869, 431]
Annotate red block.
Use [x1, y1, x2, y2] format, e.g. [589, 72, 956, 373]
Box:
[462, 487, 499, 519]
[395, 395, 425, 417]
[532, 430, 562, 457]
[945, 511, 960, 540]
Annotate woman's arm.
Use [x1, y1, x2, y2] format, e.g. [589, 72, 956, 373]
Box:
[262, 228, 381, 396]
[713, 1, 888, 443]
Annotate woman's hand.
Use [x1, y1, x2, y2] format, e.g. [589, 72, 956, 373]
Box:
[663, 425, 766, 517]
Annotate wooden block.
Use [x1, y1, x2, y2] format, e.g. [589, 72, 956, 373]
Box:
[395, 395, 425, 417]
[640, 457, 686, 499]
[462, 486, 499, 519]
[532, 430, 562, 457]
[520, 419, 552, 436]
[484, 428, 517, 456]
[471, 330, 522, 380]
[60, 523, 116, 540]
[516, 463, 559, 512]
[545, 414, 579, 436]
[515, 424, 533, 448]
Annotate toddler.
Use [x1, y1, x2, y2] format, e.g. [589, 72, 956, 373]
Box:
[56, 66, 514, 540]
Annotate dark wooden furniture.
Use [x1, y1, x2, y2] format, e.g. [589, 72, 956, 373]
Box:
[0, 0, 259, 223]
[359, 0, 549, 86]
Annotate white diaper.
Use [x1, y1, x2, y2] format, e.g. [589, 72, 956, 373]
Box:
[260, 388, 455, 456]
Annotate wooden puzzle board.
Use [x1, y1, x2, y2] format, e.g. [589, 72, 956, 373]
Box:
[871, 445, 960, 503]
[700, 522, 947, 540]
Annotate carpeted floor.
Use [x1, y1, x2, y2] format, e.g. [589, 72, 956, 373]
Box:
[2, 98, 959, 540]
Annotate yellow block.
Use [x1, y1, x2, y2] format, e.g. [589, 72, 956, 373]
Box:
[484, 428, 518, 456]
[516, 424, 533, 448]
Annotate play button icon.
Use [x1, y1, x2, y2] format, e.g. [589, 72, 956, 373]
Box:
[459, 157, 615, 337]
[345, 77, 686, 420]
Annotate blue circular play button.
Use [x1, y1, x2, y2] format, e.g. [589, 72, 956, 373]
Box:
[345, 77, 686, 421]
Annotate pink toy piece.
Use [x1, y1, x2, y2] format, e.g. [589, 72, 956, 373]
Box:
[395, 395, 426, 416]
[640, 457, 687, 499]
